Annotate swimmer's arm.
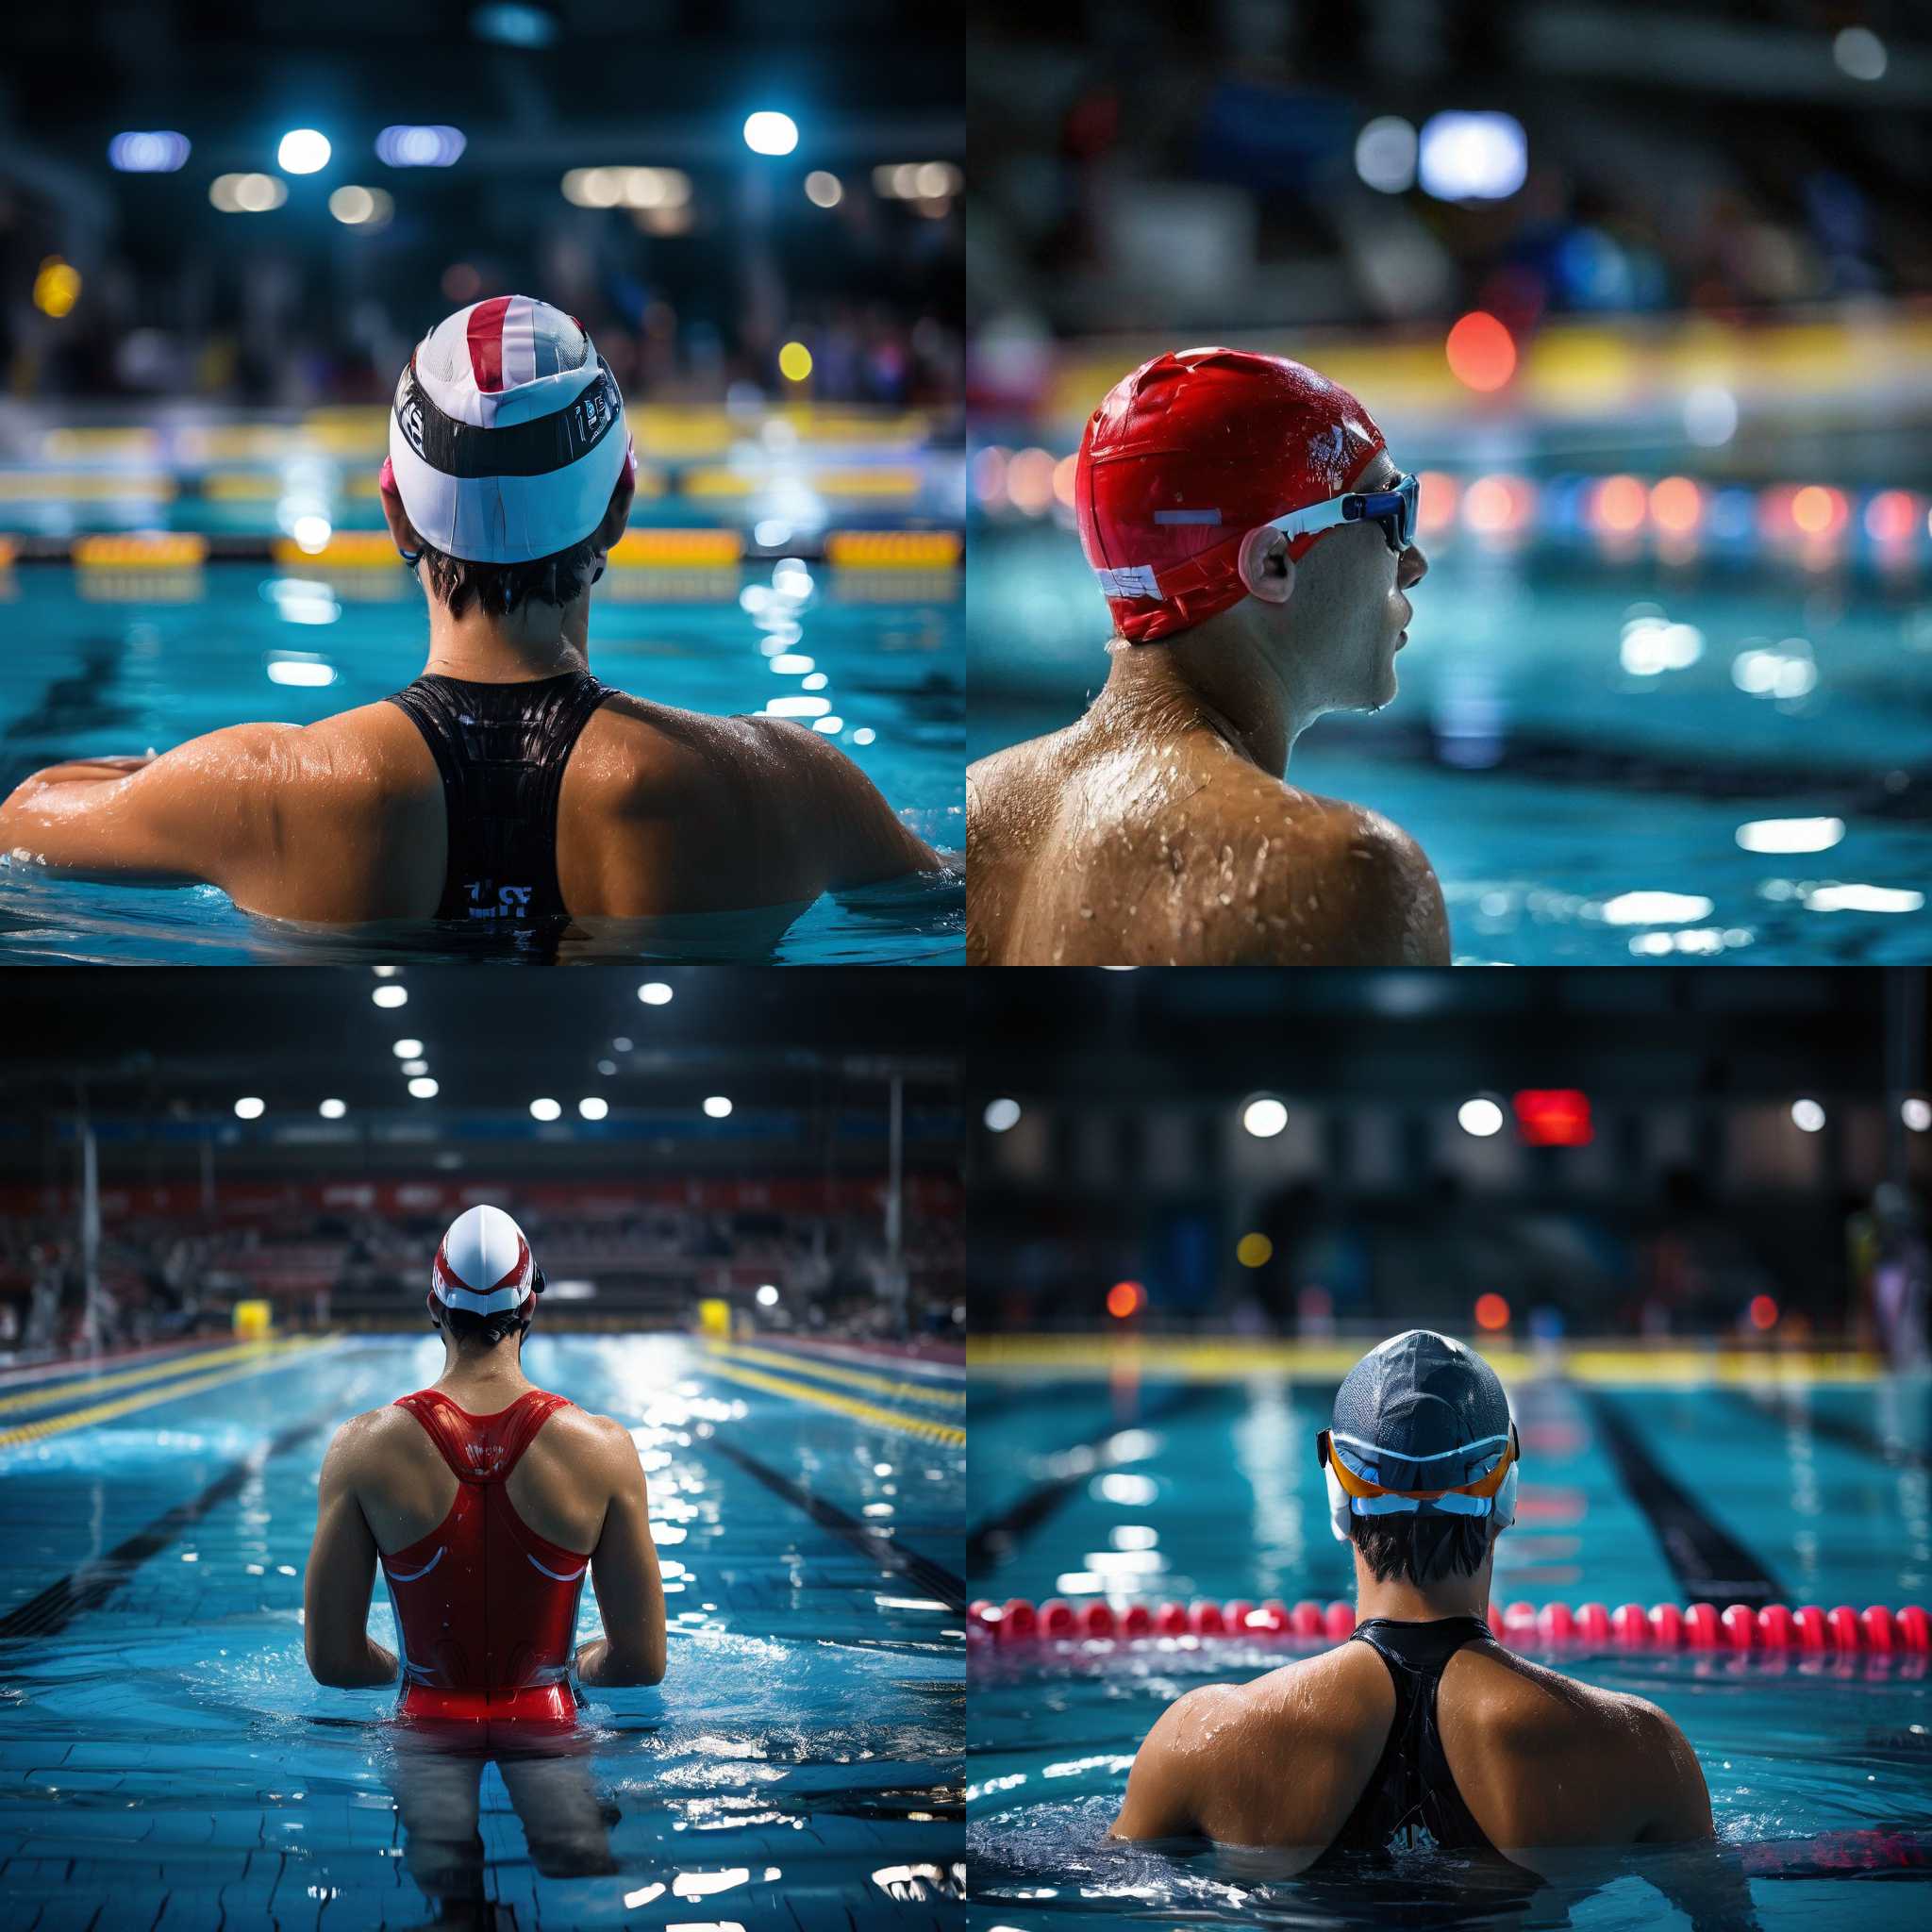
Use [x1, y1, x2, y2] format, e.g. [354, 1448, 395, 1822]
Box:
[1631, 1700, 1715, 1841]
[755, 718, 940, 888]
[575, 1416, 666, 1688]
[303, 1422, 399, 1690]
[1109, 1686, 1222, 1840]
[0, 725, 288, 891]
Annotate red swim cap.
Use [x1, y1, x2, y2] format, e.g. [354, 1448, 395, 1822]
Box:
[1074, 347, 1387, 644]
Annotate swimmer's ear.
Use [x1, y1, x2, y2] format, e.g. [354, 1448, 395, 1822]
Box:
[1236, 525, 1295, 605]
[378, 465, 425, 560]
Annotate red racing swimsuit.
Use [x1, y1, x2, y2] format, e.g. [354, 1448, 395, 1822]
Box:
[380, 1388, 591, 1739]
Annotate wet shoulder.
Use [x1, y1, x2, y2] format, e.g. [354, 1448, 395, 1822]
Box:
[1439, 1644, 1674, 1844]
[1174, 1642, 1395, 1844]
[573, 691, 849, 810]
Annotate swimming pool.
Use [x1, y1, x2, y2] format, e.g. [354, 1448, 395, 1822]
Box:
[966, 1355, 1932, 1927]
[969, 505, 1932, 966]
[0, 1331, 966, 1928]
[0, 562, 963, 963]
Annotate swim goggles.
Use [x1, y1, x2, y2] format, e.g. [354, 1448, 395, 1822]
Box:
[1318, 1423, 1519, 1519]
[1267, 472, 1419, 556]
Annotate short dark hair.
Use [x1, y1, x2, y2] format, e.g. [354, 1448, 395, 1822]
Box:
[417, 531, 600, 620]
[439, 1303, 530, 1351]
[1348, 1511, 1492, 1587]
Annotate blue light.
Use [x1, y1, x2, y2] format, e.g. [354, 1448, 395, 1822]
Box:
[375, 125, 468, 168]
[472, 2, 558, 47]
[108, 131, 191, 174]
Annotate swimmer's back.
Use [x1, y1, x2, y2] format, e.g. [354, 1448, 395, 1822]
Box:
[2, 693, 933, 923]
[967, 724, 1449, 967]
[1112, 1636, 1711, 1865]
[341, 1395, 632, 1557]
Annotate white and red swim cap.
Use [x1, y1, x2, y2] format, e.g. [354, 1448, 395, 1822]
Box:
[383, 294, 634, 565]
[1074, 346, 1387, 644]
[431, 1205, 541, 1316]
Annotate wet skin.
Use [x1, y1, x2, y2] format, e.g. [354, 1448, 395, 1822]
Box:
[1112, 1554, 1716, 1882]
[967, 452, 1449, 966]
[0, 475, 936, 923]
[304, 1318, 667, 1691]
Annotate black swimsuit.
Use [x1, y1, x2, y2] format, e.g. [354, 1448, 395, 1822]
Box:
[1321, 1615, 1504, 1858]
[386, 672, 611, 925]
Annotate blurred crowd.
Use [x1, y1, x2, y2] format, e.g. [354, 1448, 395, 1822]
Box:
[969, 0, 1929, 358]
[0, 1197, 965, 1357]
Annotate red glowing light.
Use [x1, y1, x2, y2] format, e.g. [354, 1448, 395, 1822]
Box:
[1513, 1090, 1592, 1147]
[1749, 1294, 1778, 1331]
[1865, 490, 1916, 545]
[1474, 1292, 1511, 1331]
[1444, 311, 1517, 392]
[1107, 1280, 1145, 1320]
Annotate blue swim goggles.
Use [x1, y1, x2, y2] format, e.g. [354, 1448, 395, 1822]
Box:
[1266, 472, 1420, 556]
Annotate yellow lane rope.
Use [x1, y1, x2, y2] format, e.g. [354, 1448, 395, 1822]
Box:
[707, 1341, 966, 1408]
[966, 1336, 1887, 1386]
[0, 1337, 317, 1419]
[0, 1338, 341, 1449]
[700, 1357, 966, 1447]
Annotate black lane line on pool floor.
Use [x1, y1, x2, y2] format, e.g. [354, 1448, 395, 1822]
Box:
[707, 1436, 966, 1615]
[1580, 1388, 1785, 1608]
[0, 1410, 335, 1642]
[966, 1382, 1227, 1580]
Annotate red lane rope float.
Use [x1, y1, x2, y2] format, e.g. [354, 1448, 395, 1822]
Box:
[970, 1597, 1932, 1653]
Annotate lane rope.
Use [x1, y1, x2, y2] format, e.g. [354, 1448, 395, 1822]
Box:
[0, 1336, 315, 1419]
[970, 1595, 1932, 1654]
[701, 1357, 966, 1446]
[706, 1340, 966, 1408]
[0, 1338, 341, 1449]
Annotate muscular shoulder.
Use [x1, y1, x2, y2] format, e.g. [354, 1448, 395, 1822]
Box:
[525, 1402, 641, 1483]
[1119, 1644, 1390, 1844]
[322, 1403, 417, 1483]
[1443, 1650, 1708, 1845]
[1201, 776, 1448, 967]
[572, 696, 832, 808]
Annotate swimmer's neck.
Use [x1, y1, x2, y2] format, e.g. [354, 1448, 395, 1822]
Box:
[1352, 1546, 1495, 1626]
[419, 586, 593, 684]
[429, 1338, 536, 1408]
[1090, 630, 1316, 777]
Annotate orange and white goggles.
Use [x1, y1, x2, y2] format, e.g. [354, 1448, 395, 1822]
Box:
[1319, 1424, 1520, 1538]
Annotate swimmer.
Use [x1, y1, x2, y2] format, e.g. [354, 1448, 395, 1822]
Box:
[303, 1205, 665, 1719]
[0, 297, 935, 935]
[1112, 1331, 1714, 1878]
[967, 347, 1447, 966]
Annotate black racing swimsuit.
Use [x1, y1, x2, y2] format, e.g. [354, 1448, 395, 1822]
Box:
[386, 672, 612, 925]
[1318, 1615, 1507, 1860]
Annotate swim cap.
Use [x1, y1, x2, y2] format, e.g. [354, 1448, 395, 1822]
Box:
[384, 294, 633, 565]
[1320, 1329, 1518, 1542]
[1074, 346, 1386, 643]
[432, 1205, 543, 1316]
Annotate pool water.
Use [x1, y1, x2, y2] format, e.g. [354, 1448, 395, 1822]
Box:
[969, 521, 1932, 966]
[966, 1365, 1932, 1928]
[0, 565, 963, 964]
[0, 1332, 967, 1929]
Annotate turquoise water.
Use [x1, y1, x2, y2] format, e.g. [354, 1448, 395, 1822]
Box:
[0, 565, 963, 963]
[969, 517, 1932, 966]
[967, 1369, 1932, 1928]
[0, 1334, 966, 1929]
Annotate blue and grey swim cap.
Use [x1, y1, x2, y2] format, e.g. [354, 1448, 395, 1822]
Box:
[1320, 1329, 1519, 1541]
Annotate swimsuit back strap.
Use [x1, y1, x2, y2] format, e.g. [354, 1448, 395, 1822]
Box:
[384, 672, 612, 922]
[393, 1388, 574, 1484]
